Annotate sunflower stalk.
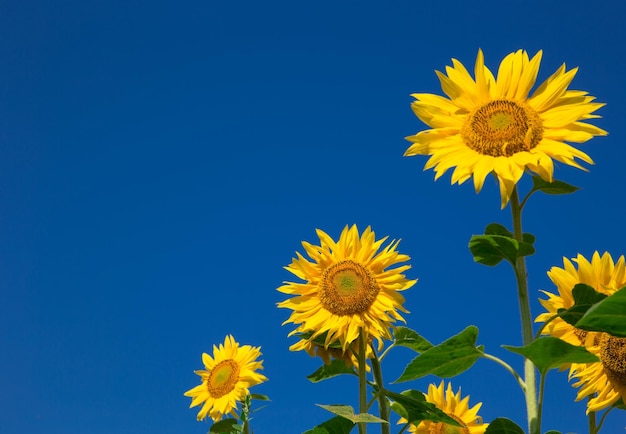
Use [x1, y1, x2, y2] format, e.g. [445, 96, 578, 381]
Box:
[358, 330, 368, 434]
[369, 346, 390, 434]
[510, 187, 539, 434]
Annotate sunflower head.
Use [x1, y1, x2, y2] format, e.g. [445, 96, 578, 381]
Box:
[289, 330, 376, 371]
[536, 252, 626, 412]
[184, 335, 267, 422]
[277, 225, 416, 351]
[398, 381, 488, 434]
[405, 49, 606, 208]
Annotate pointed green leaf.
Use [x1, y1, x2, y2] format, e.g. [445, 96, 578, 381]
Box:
[307, 359, 357, 383]
[469, 224, 535, 266]
[531, 175, 579, 195]
[504, 337, 598, 374]
[576, 286, 626, 337]
[384, 389, 461, 427]
[469, 234, 519, 266]
[395, 326, 482, 382]
[484, 417, 525, 434]
[393, 326, 434, 353]
[209, 419, 239, 434]
[249, 393, 270, 401]
[557, 284, 607, 326]
[302, 416, 355, 434]
[316, 405, 387, 424]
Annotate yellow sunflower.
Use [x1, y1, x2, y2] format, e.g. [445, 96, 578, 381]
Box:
[398, 381, 488, 434]
[184, 335, 267, 422]
[277, 224, 416, 351]
[536, 252, 626, 412]
[289, 334, 375, 371]
[405, 49, 606, 208]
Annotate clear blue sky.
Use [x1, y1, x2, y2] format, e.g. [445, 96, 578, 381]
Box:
[1, 1, 625, 433]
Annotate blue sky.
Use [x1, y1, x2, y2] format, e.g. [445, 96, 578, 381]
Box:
[1, 1, 625, 433]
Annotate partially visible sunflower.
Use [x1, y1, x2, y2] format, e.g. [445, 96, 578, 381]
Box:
[289, 333, 375, 371]
[536, 252, 626, 412]
[277, 225, 416, 351]
[398, 381, 488, 434]
[405, 49, 606, 208]
[184, 335, 267, 422]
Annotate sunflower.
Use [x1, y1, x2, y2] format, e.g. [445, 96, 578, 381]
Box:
[289, 333, 375, 371]
[405, 49, 606, 208]
[184, 335, 267, 422]
[277, 225, 416, 351]
[398, 381, 488, 434]
[536, 252, 626, 412]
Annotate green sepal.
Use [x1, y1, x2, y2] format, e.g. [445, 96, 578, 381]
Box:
[209, 418, 240, 434]
[531, 175, 579, 195]
[469, 223, 535, 266]
[393, 326, 434, 353]
[575, 286, 626, 337]
[307, 359, 357, 383]
[296, 331, 344, 350]
[484, 417, 525, 434]
[302, 416, 355, 434]
[385, 389, 461, 427]
[556, 283, 607, 326]
[249, 393, 270, 401]
[503, 337, 598, 375]
[316, 404, 387, 424]
[395, 326, 482, 382]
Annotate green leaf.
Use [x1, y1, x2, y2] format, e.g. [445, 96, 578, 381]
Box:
[531, 175, 579, 195]
[395, 326, 482, 382]
[307, 359, 357, 383]
[249, 393, 271, 401]
[469, 224, 535, 266]
[316, 405, 387, 424]
[576, 286, 626, 337]
[393, 326, 434, 353]
[302, 416, 355, 434]
[209, 419, 239, 434]
[557, 284, 607, 326]
[384, 389, 461, 427]
[544, 431, 562, 434]
[503, 337, 598, 375]
[484, 418, 525, 434]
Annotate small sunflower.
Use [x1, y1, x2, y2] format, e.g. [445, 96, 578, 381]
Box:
[536, 252, 626, 412]
[184, 335, 267, 422]
[405, 49, 606, 208]
[277, 225, 416, 351]
[399, 381, 488, 434]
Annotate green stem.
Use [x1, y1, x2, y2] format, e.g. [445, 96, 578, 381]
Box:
[588, 396, 597, 434]
[536, 372, 547, 433]
[358, 331, 368, 434]
[369, 345, 390, 434]
[481, 352, 526, 392]
[509, 187, 539, 434]
[595, 404, 615, 433]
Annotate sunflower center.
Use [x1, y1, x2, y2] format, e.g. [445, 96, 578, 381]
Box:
[428, 414, 470, 434]
[461, 99, 543, 157]
[319, 260, 380, 316]
[599, 335, 626, 389]
[207, 360, 240, 398]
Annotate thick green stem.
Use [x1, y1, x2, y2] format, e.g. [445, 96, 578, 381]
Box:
[536, 373, 547, 433]
[369, 346, 390, 434]
[510, 187, 539, 434]
[588, 396, 597, 434]
[358, 331, 368, 434]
